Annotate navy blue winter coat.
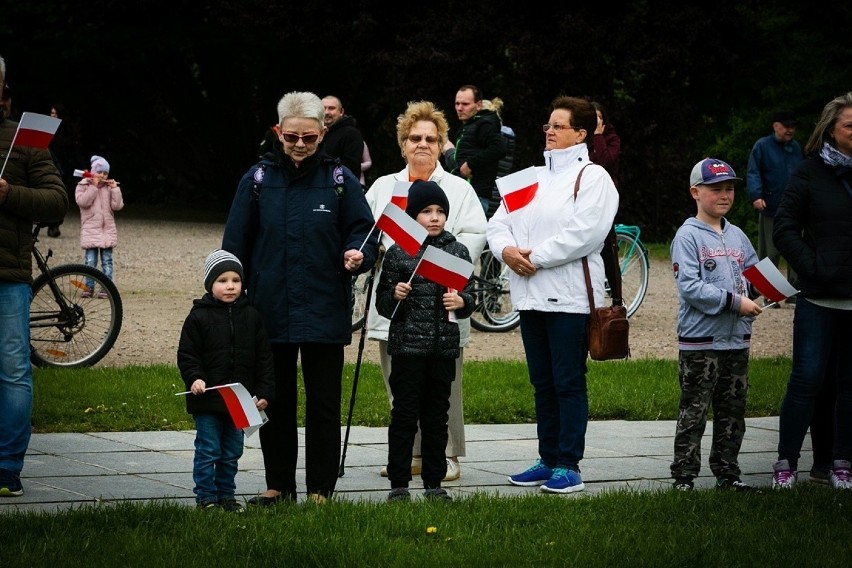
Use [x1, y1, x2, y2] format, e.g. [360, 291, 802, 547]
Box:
[222, 149, 379, 344]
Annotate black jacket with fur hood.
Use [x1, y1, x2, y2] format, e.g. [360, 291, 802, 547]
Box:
[177, 293, 275, 415]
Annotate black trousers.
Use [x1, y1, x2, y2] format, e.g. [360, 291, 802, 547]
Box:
[259, 343, 343, 498]
[387, 356, 455, 489]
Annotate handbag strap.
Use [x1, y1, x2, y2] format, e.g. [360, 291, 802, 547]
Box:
[573, 164, 597, 317]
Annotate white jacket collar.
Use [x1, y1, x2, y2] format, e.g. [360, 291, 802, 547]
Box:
[543, 144, 590, 172]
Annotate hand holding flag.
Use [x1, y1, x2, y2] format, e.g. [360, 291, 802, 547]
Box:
[742, 258, 799, 305]
[496, 166, 538, 212]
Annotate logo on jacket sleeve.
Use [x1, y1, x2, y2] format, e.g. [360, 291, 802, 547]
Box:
[333, 166, 344, 185]
[253, 167, 265, 184]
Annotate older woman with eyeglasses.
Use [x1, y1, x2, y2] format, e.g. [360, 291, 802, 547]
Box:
[487, 96, 619, 494]
[365, 101, 487, 485]
[222, 91, 379, 505]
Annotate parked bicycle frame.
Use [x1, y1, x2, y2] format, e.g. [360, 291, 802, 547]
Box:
[29, 223, 123, 367]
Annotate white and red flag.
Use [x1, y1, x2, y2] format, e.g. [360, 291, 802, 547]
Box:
[743, 258, 799, 303]
[390, 181, 411, 210]
[175, 383, 264, 432]
[496, 166, 538, 212]
[375, 202, 428, 256]
[12, 112, 62, 149]
[414, 245, 474, 291]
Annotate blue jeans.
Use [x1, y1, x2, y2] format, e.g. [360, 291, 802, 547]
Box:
[0, 282, 33, 474]
[519, 310, 589, 471]
[777, 298, 852, 470]
[193, 413, 244, 504]
[84, 248, 113, 290]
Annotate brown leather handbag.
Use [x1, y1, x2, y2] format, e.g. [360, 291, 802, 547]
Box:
[574, 164, 630, 361]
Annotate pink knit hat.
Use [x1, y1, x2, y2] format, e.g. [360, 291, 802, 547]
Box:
[90, 155, 110, 174]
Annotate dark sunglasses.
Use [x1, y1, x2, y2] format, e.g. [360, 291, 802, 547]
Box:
[407, 134, 439, 144]
[281, 132, 320, 144]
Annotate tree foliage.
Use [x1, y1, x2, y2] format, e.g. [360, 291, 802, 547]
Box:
[3, 0, 849, 240]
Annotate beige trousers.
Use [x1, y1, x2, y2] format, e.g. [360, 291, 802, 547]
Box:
[379, 340, 466, 457]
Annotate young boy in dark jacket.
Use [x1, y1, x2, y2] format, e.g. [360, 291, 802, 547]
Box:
[375, 180, 475, 502]
[177, 250, 275, 511]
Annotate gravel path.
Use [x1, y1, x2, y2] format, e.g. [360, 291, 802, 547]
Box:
[36, 215, 794, 367]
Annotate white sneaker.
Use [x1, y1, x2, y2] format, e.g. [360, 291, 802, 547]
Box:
[380, 456, 423, 477]
[830, 460, 852, 490]
[443, 458, 461, 481]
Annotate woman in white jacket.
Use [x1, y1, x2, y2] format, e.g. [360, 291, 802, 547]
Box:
[365, 101, 487, 481]
[487, 96, 618, 494]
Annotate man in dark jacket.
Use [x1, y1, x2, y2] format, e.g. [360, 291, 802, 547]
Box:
[0, 55, 69, 498]
[320, 95, 364, 180]
[442, 85, 507, 216]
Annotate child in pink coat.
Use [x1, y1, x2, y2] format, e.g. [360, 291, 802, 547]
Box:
[75, 155, 124, 297]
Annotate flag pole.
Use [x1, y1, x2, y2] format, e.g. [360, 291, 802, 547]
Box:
[339, 259, 379, 478]
[0, 127, 21, 179]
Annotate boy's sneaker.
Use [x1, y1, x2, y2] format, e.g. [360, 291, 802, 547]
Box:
[423, 487, 453, 501]
[219, 499, 244, 512]
[540, 468, 585, 494]
[197, 501, 221, 510]
[809, 466, 831, 485]
[508, 459, 553, 486]
[829, 460, 852, 490]
[0, 469, 23, 497]
[715, 476, 755, 492]
[386, 487, 411, 502]
[772, 459, 797, 489]
[672, 477, 694, 491]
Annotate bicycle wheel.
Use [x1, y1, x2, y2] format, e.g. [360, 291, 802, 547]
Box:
[30, 264, 123, 368]
[470, 249, 520, 332]
[350, 271, 372, 332]
[616, 233, 650, 317]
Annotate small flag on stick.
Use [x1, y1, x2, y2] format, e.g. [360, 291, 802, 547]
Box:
[175, 383, 265, 432]
[743, 258, 799, 303]
[414, 245, 474, 291]
[375, 202, 428, 256]
[390, 181, 411, 210]
[496, 166, 538, 212]
[0, 112, 63, 178]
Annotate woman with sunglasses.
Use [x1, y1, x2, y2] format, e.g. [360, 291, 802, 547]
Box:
[487, 96, 619, 494]
[222, 91, 379, 505]
[364, 100, 487, 485]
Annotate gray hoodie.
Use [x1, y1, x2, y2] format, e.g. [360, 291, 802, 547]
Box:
[670, 217, 759, 351]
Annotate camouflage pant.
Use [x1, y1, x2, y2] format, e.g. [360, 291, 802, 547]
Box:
[671, 349, 749, 479]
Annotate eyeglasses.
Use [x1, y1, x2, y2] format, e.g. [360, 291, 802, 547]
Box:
[281, 132, 320, 144]
[542, 123, 582, 133]
[407, 134, 439, 145]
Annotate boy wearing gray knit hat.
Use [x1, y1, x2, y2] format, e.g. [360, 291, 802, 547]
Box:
[177, 249, 275, 511]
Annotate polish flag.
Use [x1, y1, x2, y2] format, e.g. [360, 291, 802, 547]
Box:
[390, 181, 411, 210]
[743, 258, 799, 303]
[12, 112, 62, 149]
[217, 383, 265, 430]
[376, 202, 428, 256]
[496, 166, 538, 212]
[415, 245, 474, 291]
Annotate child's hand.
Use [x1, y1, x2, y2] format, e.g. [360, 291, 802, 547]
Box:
[255, 398, 268, 411]
[443, 288, 463, 311]
[394, 282, 412, 301]
[190, 379, 206, 395]
[739, 296, 762, 317]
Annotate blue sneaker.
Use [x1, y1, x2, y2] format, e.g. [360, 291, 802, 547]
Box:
[508, 460, 553, 486]
[541, 467, 585, 494]
[0, 469, 23, 497]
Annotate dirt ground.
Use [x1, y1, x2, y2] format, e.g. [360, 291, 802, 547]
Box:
[36, 215, 794, 367]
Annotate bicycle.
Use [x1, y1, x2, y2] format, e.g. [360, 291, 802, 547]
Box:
[609, 224, 650, 318]
[470, 249, 518, 332]
[29, 223, 123, 368]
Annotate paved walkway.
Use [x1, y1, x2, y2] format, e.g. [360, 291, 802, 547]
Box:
[1, 417, 819, 513]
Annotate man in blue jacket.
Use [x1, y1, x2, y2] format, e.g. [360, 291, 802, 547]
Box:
[746, 111, 803, 302]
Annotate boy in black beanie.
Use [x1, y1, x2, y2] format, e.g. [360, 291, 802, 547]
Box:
[376, 180, 475, 502]
[178, 250, 275, 511]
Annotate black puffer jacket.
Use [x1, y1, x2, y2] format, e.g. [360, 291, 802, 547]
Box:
[376, 231, 475, 359]
[774, 154, 852, 298]
[177, 293, 275, 415]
